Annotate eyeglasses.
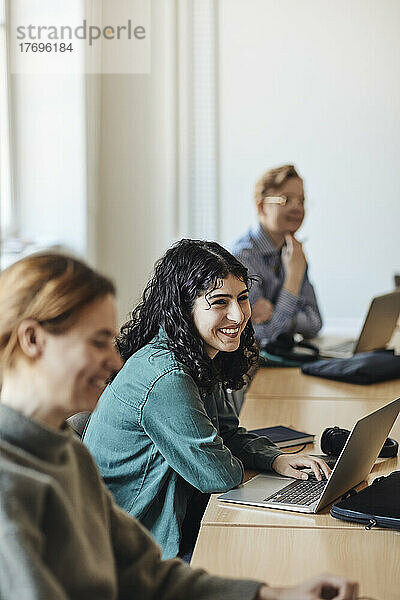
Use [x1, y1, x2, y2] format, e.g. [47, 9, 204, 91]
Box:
[263, 195, 305, 208]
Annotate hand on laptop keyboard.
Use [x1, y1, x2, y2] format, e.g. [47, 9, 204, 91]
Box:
[272, 454, 331, 481]
[305, 470, 327, 481]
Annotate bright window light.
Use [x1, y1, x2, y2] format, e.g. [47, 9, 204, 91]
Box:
[0, 0, 13, 244]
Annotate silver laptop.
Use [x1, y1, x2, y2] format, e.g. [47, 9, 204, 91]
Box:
[318, 290, 400, 358]
[219, 397, 400, 514]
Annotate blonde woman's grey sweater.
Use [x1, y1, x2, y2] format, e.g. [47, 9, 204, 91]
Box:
[0, 404, 262, 600]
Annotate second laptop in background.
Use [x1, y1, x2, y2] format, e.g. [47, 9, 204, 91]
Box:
[317, 290, 400, 358]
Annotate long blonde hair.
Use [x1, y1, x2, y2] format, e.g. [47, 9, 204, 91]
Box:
[0, 253, 115, 369]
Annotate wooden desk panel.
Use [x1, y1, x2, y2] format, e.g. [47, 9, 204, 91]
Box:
[240, 397, 400, 436]
[248, 368, 400, 400]
[191, 526, 400, 600]
[194, 372, 400, 591]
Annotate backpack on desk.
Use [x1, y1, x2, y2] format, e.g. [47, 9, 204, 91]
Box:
[330, 471, 400, 530]
[301, 349, 400, 384]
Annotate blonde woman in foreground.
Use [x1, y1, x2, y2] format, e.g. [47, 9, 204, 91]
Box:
[0, 252, 358, 600]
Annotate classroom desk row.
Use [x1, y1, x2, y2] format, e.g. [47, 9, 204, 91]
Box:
[247, 367, 400, 400]
[191, 368, 400, 600]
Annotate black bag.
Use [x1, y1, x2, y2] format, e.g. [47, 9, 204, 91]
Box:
[330, 471, 400, 530]
[301, 349, 400, 384]
[260, 333, 320, 367]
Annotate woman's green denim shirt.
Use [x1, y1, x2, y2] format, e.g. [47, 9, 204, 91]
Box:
[83, 330, 282, 559]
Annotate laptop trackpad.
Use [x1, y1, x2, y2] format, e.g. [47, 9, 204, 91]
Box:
[219, 474, 291, 503]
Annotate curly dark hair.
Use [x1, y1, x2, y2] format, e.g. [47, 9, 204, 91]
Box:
[117, 239, 259, 391]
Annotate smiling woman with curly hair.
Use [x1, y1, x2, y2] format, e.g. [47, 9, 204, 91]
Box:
[117, 239, 258, 392]
[83, 239, 330, 560]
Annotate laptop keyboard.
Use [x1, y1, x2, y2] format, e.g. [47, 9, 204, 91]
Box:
[324, 340, 355, 354]
[264, 478, 327, 506]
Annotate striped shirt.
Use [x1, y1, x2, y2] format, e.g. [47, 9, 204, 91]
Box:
[231, 224, 322, 344]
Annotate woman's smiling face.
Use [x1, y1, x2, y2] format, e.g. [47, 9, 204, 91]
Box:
[192, 273, 251, 359]
[38, 294, 121, 415]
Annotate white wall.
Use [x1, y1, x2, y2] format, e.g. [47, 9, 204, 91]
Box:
[95, 0, 176, 322]
[11, 0, 399, 332]
[218, 0, 400, 332]
[8, 0, 177, 323]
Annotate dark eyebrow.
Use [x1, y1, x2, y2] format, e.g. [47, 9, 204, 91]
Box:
[209, 288, 249, 300]
[94, 329, 115, 338]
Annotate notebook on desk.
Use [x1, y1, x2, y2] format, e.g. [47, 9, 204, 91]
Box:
[316, 290, 400, 358]
[250, 425, 314, 448]
[219, 398, 400, 514]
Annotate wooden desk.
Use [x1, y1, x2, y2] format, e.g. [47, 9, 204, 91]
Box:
[248, 367, 400, 400]
[192, 526, 400, 600]
[192, 370, 400, 597]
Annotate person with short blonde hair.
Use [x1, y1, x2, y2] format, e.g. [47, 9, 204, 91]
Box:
[0, 252, 357, 600]
[232, 164, 322, 345]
